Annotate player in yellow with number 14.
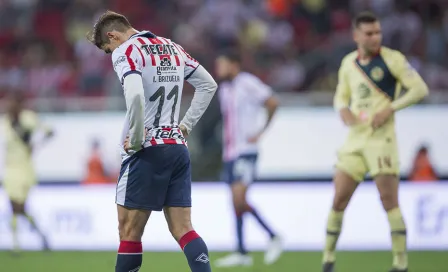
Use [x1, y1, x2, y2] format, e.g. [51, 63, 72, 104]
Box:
[2, 92, 54, 254]
[322, 12, 429, 272]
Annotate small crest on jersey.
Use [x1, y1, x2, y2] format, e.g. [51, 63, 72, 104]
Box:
[370, 66, 384, 81]
[113, 56, 126, 68]
[357, 83, 371, 99]
[160, 57, 172, 67]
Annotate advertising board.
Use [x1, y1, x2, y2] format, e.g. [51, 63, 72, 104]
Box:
[0, 183, 447, 251]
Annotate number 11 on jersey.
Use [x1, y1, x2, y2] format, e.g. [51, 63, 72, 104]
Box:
[149, 85, 179, 127]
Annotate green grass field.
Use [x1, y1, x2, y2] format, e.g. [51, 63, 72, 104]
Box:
[1, 251, 447, 272]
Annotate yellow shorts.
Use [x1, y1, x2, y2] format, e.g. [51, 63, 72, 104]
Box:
[3, 166, 36, 204]
[336, 140, 400, 182]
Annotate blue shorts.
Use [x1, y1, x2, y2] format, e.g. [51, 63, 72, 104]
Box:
[116, 145, 191, 211]
[223, 154, 258, 185]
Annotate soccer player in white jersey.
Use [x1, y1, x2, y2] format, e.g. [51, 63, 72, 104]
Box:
[87, 11, 217, 272]
[214, 51, 283, 267]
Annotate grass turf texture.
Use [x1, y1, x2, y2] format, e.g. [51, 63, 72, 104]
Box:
[0, 251, 446, 272]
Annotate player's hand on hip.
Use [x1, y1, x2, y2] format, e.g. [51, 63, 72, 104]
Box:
[248, 131, 263, 143]
[340, 108, 358, 126]
[180, 125, 189, 137]
[123, 136, 133, 153]
[372, 107, 394, 129]
[123, 136, 142, 154]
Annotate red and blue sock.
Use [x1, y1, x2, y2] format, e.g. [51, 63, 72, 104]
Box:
[115, 241, 142, 272]
[179, 230, 211, 272]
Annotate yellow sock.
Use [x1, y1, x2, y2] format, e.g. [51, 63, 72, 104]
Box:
[387, 207, 408, 269]
[11, 214, 19, 252]
[323, 210, 344, 263]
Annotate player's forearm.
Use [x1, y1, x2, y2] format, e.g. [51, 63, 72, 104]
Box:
[264, 96, 278, 130]
[123, 74, 145, 148]
[391, 83, 429, 111]
[181, 66, 218, 134]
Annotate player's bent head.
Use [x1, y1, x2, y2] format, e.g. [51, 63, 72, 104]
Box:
[352, 11, 382, 53]
[215, 50, 242, 79]
[87, 10, 132, 54]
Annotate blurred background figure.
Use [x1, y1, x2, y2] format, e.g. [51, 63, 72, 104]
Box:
[214, 51, 281, 268]
[408, 144, 438, 182]
[82, 138, 114, 185]
[2, 92, 53, 254]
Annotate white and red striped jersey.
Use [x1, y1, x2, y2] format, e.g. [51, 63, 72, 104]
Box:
[219, 72, 273, 161]
[112, 31, 200, 149]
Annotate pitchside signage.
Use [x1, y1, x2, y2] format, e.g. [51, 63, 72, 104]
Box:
[0, 106, 447, 181]
[0, 183, 447, 251]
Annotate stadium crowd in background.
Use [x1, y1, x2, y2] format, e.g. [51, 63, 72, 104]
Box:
[1, 0, 448, 101]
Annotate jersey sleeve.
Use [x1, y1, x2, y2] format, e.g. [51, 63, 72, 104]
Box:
[23, 110, 52, 134]
[243, 75, 273, 105]
[389, 51, 429, 111]
[112, 44, 143, 85]
[22, 111, 39, 131]
[172, 42, 200, 80]
[333, 58, 351, 110]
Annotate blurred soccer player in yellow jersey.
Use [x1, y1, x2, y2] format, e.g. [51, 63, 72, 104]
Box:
[322, 12, 428, 272]
[2, 92, 53, 254]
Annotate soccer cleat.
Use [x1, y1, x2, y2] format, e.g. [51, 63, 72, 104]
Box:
[389, 268, 408, 272]
[264, 236, 284, 265]
[214, 252, 253, 267]
[323, 262, 335, 272]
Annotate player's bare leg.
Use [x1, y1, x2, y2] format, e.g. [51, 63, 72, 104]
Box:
[375, 174, 408, 272]
[10, 200, 49, 254]
[215, 182, 253, 267]
[323, 169, 359, 272]
[9, 201, 22, 254]
[164, 206, 211, 272]
[116, 205, 150, 272]
[216, 182, 281, 267]
[234, 182, 282, 265]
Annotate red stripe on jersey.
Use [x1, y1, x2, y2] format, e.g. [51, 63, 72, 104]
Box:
[137, 38, 155, 66]
[150, 138, 158, 145]
[149, 38, 162, 44]
[154, 38, 171, 62]
[135, 46, 146, 67]
[148, 38, 165, 65]
[174, 55, 180, 66]
[163, 139, 178, 145]
[146, 137, 186, 146]
[186, 64, 197, 69]
[125, 45, 136, 70]
[161, 37, 180, 66]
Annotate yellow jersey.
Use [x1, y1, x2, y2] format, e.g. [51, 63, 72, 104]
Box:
[334, 46, 428, 151]
[2, 110, 49, 168]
